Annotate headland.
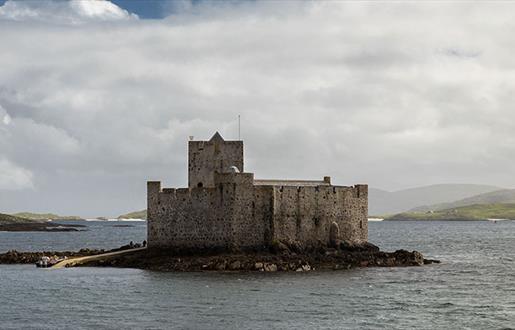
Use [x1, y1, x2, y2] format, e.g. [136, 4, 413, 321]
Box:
[0, 213, 85, 232]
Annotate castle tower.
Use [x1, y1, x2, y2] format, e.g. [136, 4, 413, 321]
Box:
[188, 132, 244, 188]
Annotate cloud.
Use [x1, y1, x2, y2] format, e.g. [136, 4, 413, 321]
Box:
[0, 158, 34, 190]
[0, 105, 10, 125]
[2, 114, 10, 125]
[0, 0, 137, 24]
[1, 1, 515, 216]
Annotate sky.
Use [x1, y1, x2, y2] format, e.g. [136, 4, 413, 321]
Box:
[1, 0, 515, 217]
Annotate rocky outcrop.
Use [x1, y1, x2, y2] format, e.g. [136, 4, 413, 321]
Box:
[0, 248, 105, 264]
[0, 242, 440, 271]
[0, 244, 145, 264]
[77, 242, 439, 271]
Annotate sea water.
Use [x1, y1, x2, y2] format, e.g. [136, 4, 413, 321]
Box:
[0, 221, 513, 329]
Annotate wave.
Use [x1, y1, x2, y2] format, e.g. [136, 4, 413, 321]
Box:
[114, 218, 146, 222]
[84, 218, 146, 222]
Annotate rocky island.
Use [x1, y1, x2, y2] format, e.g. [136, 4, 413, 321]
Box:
[71, 133, 438, 271]
[0, 242, 439, 271]
[84, 244, 440, 271]
[0, 133, 440, 272]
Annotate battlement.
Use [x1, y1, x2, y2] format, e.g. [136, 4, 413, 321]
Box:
[254, 178, 331, 187]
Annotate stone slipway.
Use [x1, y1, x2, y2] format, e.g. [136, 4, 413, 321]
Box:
[51, 247, 146, 269]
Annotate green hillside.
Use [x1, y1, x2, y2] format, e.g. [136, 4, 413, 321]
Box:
[117, 210, 147, 220]
[13, 212, 83, 221]
[0, 213, 41, 225]
[388, 203, 515, 221]
[369, 184, 502, 215]
[410, 189, 515, 212]
[0, 213, 85, 231]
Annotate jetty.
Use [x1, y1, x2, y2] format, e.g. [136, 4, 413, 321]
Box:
[51, 247, 146, 269]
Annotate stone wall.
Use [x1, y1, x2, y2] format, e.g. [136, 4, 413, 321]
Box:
[188, 135, 243, 188]
[216, 173, 274, 249]
[147, 173, 270, 250]
[271, 184, 368, 246]
[147, 181, 230, 249]
[148, 177, 367, 251]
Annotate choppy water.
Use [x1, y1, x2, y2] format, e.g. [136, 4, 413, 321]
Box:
[0, 220, 514, 329]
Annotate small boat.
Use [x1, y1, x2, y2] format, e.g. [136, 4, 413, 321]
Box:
[35, 256, 65, 268]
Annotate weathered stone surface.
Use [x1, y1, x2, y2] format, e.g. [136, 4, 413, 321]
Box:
[147, 133, 368, 253]
[188, 132, 244, 189]
[329, 222, 340, 248]
[340, 241, 379, 252]
[229, 260, 241, 270]
[270, 240, 289, 254]
[215, 262, 226, 271]
[264, 263, 278, 272]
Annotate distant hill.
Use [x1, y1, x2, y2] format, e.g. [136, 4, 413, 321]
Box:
[0, 213, 84, 231]
[12, 212, 83, 221]
[410, 189, 515, 212]
[0, 213, 41, 225]
[387, 203, 515, 221]
[369, 184, 502, 215]
[118, 210, 147, 220]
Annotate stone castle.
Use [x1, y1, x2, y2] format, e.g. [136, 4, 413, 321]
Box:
[147, 132, 368, 251]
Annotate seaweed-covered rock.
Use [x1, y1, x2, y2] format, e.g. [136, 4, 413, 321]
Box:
[1, 244, 440, 272]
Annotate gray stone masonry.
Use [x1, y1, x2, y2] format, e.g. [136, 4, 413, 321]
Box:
[188, 132, 243, 189]
[148, 132, 368, 251]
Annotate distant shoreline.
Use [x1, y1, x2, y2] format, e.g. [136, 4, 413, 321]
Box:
[0, 223, 86, 232]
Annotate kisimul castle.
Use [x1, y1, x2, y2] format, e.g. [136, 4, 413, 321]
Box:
[147, 132, 368, 251]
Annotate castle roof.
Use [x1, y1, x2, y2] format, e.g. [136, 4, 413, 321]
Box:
[209, 131, 225, 143]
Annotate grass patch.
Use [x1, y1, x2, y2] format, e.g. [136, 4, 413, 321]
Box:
[386, 203, 515, 221]
[118, 210, 147, 220]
